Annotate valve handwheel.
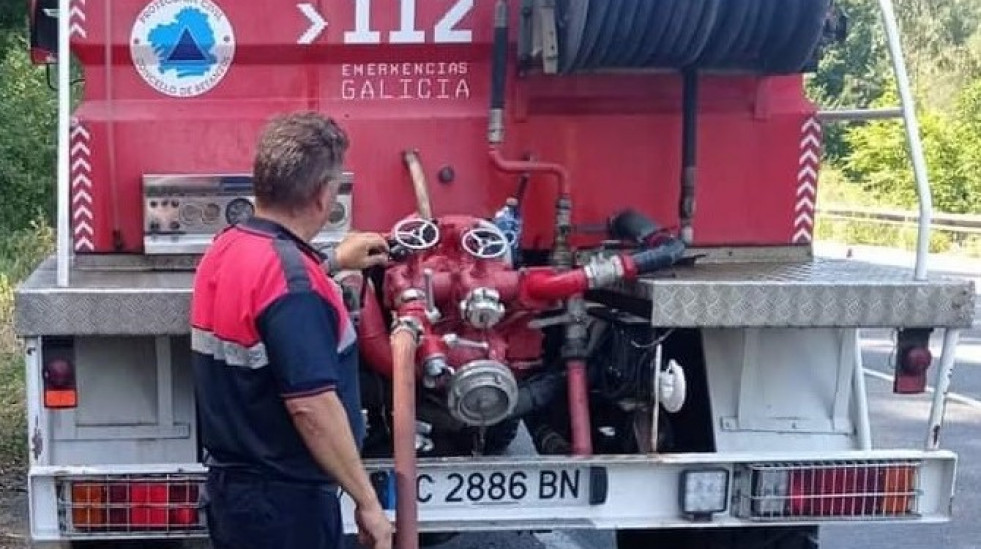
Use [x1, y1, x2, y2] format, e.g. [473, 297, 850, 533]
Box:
[461, 226, 509, 259]
[392, 218, 441, 251]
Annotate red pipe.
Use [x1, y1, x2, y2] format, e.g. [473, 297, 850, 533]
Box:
[489, 148, 571, 196]
[521, 269, 590, 302]
[566, 358, 593, 456]
[392, 328, 419, 549]
[338, 275, 395, 377]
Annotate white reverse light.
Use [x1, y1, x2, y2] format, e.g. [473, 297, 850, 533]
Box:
[680, 469, 730, 518]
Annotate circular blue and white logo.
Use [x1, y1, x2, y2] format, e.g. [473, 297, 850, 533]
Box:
[130, 0, 235, 98]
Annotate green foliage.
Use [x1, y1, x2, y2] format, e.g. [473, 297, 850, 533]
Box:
[0, 35, 57, 232]
[0, 221, 54, 466]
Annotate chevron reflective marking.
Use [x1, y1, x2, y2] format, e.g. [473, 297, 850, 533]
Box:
[795, 196, 816, 213]
[797, 166, 818, 184]
[70, 124, 90, 140]
[793, 116, 822, 244]
[71, 119, 94, 252]
[69, 0, 87, 39]
[795, 212, 814, 228]
[802, 118, 821, 134]
[70, 141, 90, 156]
[71, 157, 91, 173]
[71, 189, 92, 205]
[796, 180, 816, 197]
[71, 173, 92, 189]
[72, 205, 92, 221]
[793, 227, 812, 243]
[800, 134, 821, 149]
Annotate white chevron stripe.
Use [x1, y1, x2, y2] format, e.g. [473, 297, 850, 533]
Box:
[69, 22, 86, 39]
[70, 5, 85, 21]
[70, 141, 91, 156]
[800, 134, 821, 149]
[74, 236, 94, 251]
[74, 220, 93, 235]
[795, 196, 815, 211]
[802, 118, 821, 134]
[70, 124, 91, 140]
[799, 149, 819, 165]
[797, 165, 818, 182]
[72, 189, 92, 205]
[792, 227, 813, 243]
[73, 204, 93, 221]
[72, 173, 92, 189]
[71, 157, 91, 173]
[794, 211, 814, 228]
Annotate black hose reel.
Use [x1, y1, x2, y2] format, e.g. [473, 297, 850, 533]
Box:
[553, 0, 838, 74]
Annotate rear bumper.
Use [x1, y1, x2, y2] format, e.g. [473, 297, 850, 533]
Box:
[26, 449, 957, 541]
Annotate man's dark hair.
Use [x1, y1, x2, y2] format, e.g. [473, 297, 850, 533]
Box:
[252, 112, 349, 211]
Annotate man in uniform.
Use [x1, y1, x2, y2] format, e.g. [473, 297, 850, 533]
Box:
[190, 111, 393, 549]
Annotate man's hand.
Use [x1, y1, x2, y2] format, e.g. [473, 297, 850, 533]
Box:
[355, 502, 393, 549]
[336, 232, 390, 270]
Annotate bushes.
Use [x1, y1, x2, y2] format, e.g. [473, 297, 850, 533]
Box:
[0, 221, 54, 466]
[0, 35, 57, 233]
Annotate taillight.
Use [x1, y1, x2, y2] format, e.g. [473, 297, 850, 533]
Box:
[894, 328, 933, 394]
[43, 357, 77, 409]
[744, 462, 920, 519]
[67, 479, 203, 532]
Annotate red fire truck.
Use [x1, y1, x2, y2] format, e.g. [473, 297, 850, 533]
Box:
[15, 0, 974, 547]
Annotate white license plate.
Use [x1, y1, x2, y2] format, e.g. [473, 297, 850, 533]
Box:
[376, 466, 594, 508]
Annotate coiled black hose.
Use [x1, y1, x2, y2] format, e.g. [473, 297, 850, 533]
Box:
[556, 0, 832, 74]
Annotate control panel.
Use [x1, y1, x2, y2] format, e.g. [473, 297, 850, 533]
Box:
[142, 173, 353, 255]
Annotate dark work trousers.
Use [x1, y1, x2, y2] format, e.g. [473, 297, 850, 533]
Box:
[204, 468, 346, 549]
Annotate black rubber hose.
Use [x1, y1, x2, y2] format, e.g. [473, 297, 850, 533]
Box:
[555, 0, 829, 74]
[679, 0, 723, 66]
[679, 69, 698, 242]
[510, 373, 564, 418]
[608, 209, 662, 244]
[631, 238, 687, 274]
[490, 0, 508, 112]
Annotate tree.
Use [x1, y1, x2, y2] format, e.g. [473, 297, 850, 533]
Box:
[0, 35, 57, 231]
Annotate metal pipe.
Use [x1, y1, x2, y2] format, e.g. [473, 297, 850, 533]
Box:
[403, 150, 433, 220]
[876, 0, 932, 281]
[926, 329, 960, 450]
[817, 107, 903, 122]
[56, 0, 71, 287]
[852, 334, 872, 450]
[391, 326, 420, 549]
[566, 358, 592, 456]
[678, 70, 698, 245]
[488, 0, 508, 144]
[488, 149, 570, 196]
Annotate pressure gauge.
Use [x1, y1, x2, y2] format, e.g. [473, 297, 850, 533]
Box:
[225, 198, 255, 225]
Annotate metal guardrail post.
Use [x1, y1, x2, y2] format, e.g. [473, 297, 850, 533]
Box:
[877, 0, 933, 281]
[56, 0, 71, 287]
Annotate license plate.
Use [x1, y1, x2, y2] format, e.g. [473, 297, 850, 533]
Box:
[371, 465, 600, 508]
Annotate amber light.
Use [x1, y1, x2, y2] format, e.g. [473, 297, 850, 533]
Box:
[71, 484, 106, 528]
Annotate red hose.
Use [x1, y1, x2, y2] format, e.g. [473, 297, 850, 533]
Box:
[566, 359, 593, 456]
[488, 148, 571, 196]
[391, 328, 419, 549]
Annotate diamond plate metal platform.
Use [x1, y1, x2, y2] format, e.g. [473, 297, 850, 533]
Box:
[14, 254, 977, 336]
[615, 257, 976, 328]
[15, 257, 194, 337]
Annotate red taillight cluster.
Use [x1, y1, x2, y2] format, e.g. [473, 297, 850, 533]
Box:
[43, 357, 77, 409]
[748, 463, 919, 519]
[787, 465, 916, 517]
[70, 481, 202, 532]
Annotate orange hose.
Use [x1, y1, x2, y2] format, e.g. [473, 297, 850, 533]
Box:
[391, 328, 419, 549]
